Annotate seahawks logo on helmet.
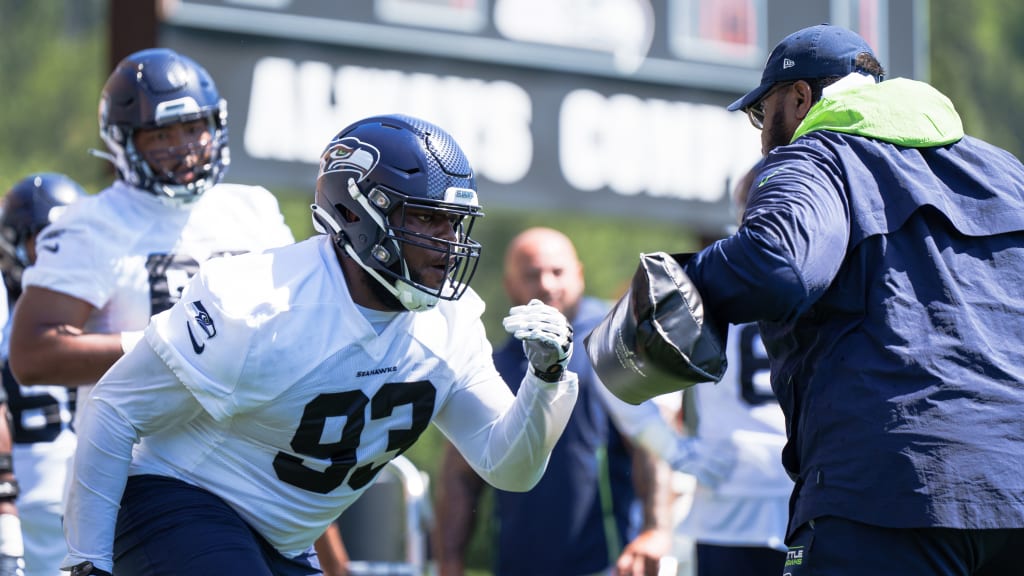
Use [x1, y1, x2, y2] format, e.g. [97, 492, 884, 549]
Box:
[319, 137, 380, 182]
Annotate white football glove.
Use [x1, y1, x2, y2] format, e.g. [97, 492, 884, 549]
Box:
[502, 299, 573, 382]
[666, 437, 737, 489]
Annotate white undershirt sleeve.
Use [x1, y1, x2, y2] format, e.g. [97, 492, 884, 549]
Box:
[433, 370, 578, 492]
[61, 339, 203, 573]
[595, 376, 684, 459]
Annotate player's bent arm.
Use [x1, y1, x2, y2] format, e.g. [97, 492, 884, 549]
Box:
[62, 339, 203, 573]
[8, 286, 125, 387]
[313, 524, 349, 576]
[615, 445, 674, 576]
[434, 370, 578, 492]
[434, 441, 487, 576]
[631, 442, 674, 534]
[594, 384, 676, 573]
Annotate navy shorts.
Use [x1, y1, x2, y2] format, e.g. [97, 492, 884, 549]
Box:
[783, 516, 1024, 576]
[695, 542, 786, 576]
[113, 474, 321, 575]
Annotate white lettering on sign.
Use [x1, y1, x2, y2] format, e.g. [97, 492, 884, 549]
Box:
[559, 88, 760, 201]
[243, 57, 760, 202]
[244, 57, 532, 184]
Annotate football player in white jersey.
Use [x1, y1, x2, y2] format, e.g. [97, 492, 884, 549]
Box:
[0, 173, 86, 576]
[7, 49, 292, 569]
[607, 160, 791, 576]
[8, 49, 294, 415]
[0, 384, 21, 576]
[5, 49, 293, 575]
[0, 271, 22, 576]
[673, 322, 790, 575]
[58, 113, 578, 576]
[672, 160, 791, 576]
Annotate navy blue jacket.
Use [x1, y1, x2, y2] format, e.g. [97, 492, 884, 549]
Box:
[684, 79, 1024, 536]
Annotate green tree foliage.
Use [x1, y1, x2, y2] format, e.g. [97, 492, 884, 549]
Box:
[930, 0, 1024, 157]
[0, 0, 109, 192]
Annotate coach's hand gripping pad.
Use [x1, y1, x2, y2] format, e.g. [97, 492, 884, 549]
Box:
[584, 252, 727, 404]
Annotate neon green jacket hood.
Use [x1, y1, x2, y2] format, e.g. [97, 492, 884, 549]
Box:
[792, 78, 964, 148]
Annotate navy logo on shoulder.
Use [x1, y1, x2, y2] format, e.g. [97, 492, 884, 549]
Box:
[185, 300, 217, 354]
[38, 230, 72, 255]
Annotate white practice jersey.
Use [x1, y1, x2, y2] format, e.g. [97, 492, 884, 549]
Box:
[691, 323, 787, 492]
[2, 316, 74, 445]
[599, 322, 791, 549]
[21, 180, 294, 422]
[63, 236, 578, 569]
[3, 288, 77, 576]
[679, 322, 791, 549]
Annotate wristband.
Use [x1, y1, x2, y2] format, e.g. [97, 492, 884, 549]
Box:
[533, 364, 564, 383]
[70, 561, 112, 576]
[0, 481, 18, 503]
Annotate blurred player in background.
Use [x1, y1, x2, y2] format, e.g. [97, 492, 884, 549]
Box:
[0, 173, 86, 576]
[7, 47, 292, 574]
[8, 47, 295, 576]
[0, 299, 21, 576]
[436, 227, 674, 576]
[58, 113, 578, 576]
[8, 48, 294, 413]
[677, 161, 789, 575]
[599, 161, 789, 576]
[0, 393, 22, 576]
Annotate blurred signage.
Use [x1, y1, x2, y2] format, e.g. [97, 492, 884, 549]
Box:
[159, 0, 923, 232]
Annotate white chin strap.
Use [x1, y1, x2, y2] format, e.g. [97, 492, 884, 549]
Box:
[341, 243, 439, 312]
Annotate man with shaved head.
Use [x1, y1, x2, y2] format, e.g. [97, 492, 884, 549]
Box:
[502, 227, 585, 324]
[436, 227, 673, 576]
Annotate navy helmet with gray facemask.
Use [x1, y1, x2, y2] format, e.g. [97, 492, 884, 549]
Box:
[0, 173, 86, 297]
[96, 48, 229, 203]
[311, 114, 484, 312]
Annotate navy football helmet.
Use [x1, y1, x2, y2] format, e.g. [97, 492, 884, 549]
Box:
[0, 173, 87, 295]
[311, 114, 484, 311]
[97, 48, 229, 203]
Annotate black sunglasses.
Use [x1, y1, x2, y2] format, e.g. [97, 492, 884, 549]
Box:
[745, 81, 796, 130]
